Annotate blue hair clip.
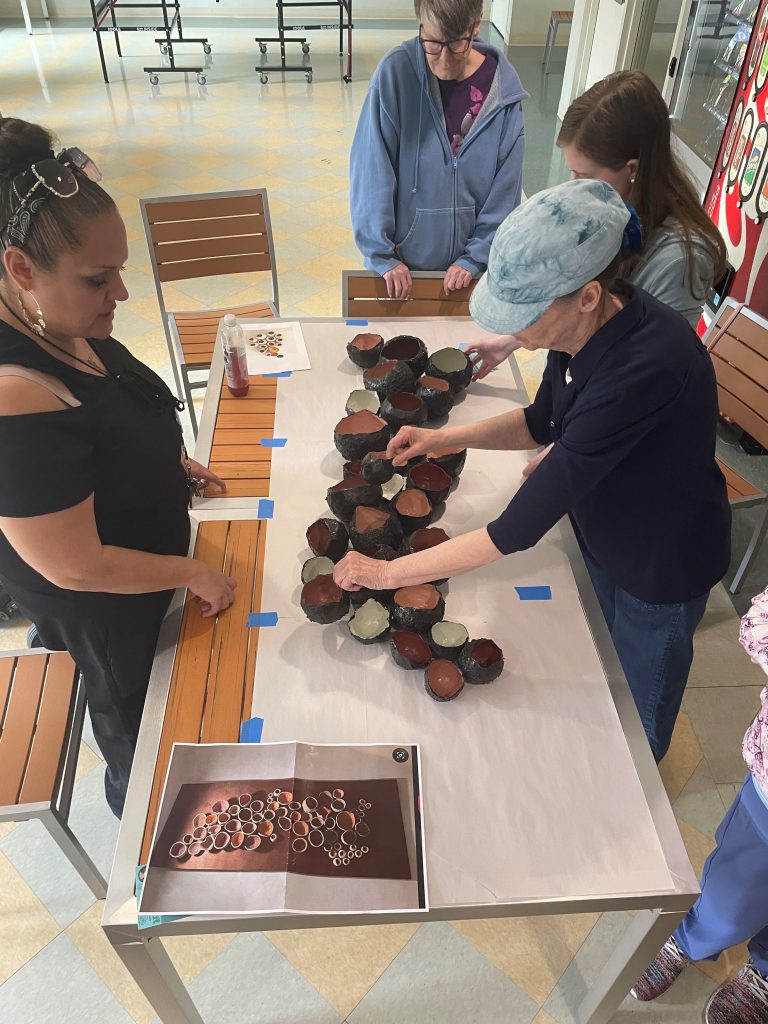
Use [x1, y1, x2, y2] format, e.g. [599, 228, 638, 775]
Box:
[622, 205, 644, 254]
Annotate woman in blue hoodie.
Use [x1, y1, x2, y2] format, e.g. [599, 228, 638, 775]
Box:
[350, 0, 527, 300]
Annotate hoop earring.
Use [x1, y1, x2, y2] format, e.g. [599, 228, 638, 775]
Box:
[18, 291, 46, 336]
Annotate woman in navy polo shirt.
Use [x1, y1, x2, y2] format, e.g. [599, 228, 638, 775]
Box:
[333, 178, 731, 763]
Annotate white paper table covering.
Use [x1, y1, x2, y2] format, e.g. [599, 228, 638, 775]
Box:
[250, 320, 675, 908]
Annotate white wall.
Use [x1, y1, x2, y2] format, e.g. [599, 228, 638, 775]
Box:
[489, 0, 513, 39]
[558, 0, 589, 118]
[583, 0, 626, 88]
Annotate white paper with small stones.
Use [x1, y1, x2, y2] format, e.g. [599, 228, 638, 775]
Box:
[243, 320, 310, 374]
[251, 319, 682, 911]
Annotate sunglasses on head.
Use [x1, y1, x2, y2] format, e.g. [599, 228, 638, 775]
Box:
[1, 146, 102, 247]
[12, 147, 101, 204]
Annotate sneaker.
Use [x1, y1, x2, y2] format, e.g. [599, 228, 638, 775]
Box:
[630, 936, 691, 1001]
[704, 961, 768, 1024]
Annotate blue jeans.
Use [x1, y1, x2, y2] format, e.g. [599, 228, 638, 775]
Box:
[582, 551, 709, 762]
[675, 776, 768, 975]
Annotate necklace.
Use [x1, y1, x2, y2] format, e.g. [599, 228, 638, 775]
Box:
[0, 289, 109, 376]
[0, 289, 186, 414]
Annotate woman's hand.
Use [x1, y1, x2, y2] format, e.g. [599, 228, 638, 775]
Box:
[464, 335, 520, 380]
[444, 264, 473, 295]
[522, 443, 554, 478]
[387, 426, 444, 467]
[383, 262, 413, 300]
[188, 562, 237, 617]
[187, 457, 226, 495]
[334, 551, 391, 592]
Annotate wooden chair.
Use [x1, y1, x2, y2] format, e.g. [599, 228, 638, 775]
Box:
[543, 10, 573, 74]
[141, 189, 279, 436]
[705, 301, 768, 593]
[0, 649, 107, 897]
[342, 270, 476, 320]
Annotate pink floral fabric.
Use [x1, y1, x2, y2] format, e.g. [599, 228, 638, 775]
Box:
[739, 586, 768, 801]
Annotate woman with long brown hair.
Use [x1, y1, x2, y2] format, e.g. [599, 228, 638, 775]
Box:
[468, 70, 727, 375]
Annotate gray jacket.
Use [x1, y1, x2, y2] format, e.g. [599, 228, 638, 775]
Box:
[630, 219, 715, 328]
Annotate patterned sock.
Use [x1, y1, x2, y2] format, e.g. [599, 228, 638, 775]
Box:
[630, 936, 690, 1001]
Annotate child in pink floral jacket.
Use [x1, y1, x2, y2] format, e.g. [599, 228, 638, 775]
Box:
[630, 587, 768, 1024]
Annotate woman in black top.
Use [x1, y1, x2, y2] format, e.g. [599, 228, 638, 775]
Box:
[0, 117, 236, 817]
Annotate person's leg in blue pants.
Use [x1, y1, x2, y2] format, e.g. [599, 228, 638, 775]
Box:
[675, 776, 768, 974]
[582, 550, 708, 762]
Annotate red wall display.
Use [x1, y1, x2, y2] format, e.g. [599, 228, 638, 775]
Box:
[705, 0, 768, 315]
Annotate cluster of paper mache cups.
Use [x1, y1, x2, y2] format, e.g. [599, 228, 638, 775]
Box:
[299, 332, 505, 704]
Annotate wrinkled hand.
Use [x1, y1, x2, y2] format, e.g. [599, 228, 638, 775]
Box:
[464, 335, 519, 380]
[334, 551, 391, 592]
[188, 562, 237, 617]
[386, 426, 442, 467]
[187, 457, 227, 494]
[383, 262, 413, 300]
[444, 264, 473, 295]
[522, 443, 554, 479]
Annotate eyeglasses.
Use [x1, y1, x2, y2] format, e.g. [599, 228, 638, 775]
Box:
[1, 147, 101, 248]
[418, 27, 474, 55]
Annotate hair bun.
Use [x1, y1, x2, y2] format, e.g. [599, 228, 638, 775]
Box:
[0, 117, 57, 180]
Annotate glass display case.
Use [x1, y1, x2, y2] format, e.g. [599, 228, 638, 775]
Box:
[670, 0, 760, 167]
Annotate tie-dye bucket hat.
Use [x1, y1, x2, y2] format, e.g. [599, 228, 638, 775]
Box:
[470, 178, 631, 336]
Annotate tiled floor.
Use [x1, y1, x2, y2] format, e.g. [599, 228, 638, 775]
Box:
[0, 15, 763, 1024]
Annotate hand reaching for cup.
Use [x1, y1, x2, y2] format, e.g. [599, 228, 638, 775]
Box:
[386, 426, 445, 467]
[464, 334, 521, 380]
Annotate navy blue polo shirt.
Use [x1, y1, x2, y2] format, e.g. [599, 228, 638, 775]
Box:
[486, 284, 731, 604]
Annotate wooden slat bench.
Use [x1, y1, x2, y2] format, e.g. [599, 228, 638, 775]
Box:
[200, 374, 278, 498]
[706, 301, 768, 593]
[342, 270, 476, 319]
[140, 517, 268, 863]
[0, 649, 107, 897]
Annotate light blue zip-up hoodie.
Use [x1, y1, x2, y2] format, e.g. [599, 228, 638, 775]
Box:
[350, 37, 527, 277]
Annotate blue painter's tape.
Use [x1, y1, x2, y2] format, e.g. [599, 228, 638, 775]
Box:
[257, 498, 274, 519]
[515, 586, 552, 601]
[260, 437, 288, 448]
[346, 319, 369, 326]
[247, 611, 278, 628]
[136, 866, 187, 930]
[240, 716, 264, 743]
[261, 371, 292, 378]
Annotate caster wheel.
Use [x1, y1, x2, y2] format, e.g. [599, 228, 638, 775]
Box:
[149, 74, 160, 85]
[305, 70, 313, 83]
[301, 43, 310, 54]
[260, 73, 269, 84]
[343, 75, 351, 83]
[197, 73, 207, 85]
[203, 44, 211, 54]
[259, 42, 267, 54]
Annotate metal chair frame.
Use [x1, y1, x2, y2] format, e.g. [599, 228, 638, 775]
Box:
[543, 9, 573, 75]
[141, 188, 280, 436]
[0, 649, 107, 898]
